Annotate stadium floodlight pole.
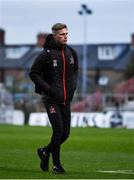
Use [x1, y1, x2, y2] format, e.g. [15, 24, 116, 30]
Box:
[78, 4, 92, 97]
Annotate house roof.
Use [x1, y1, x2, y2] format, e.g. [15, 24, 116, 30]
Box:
[72, 43, 133, 70]
[0, 43, 133, 70]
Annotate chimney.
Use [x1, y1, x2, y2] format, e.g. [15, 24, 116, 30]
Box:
[131, 33, 134, 49]
[36, 33, 48, 48]
[0, 29, 5, 45]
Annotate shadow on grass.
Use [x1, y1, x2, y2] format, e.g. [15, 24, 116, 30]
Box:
[0, 166, 92, 179]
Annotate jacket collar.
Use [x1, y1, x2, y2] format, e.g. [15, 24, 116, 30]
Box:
[43, 34, 66, 50]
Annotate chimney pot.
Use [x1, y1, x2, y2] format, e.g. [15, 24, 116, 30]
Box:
[131, 33, 134, 48]
[0, 29, 5, 45]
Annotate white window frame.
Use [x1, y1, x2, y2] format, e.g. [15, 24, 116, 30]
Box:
[98, 46, 115, 60]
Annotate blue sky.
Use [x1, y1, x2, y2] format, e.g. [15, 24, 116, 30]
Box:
[0, 0, 134, 44]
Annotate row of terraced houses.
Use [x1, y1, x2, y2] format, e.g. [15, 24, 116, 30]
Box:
[0, 28, 134, 106]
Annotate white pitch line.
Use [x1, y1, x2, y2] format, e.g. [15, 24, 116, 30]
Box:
[97, 170, 134, 175]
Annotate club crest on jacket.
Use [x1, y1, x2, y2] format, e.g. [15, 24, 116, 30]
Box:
[70, 57, 74, 64]
[49, 106, 56, 114]
[53, 59, 58, 67]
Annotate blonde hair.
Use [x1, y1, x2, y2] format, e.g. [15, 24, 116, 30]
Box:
[52, 23, 67, 34]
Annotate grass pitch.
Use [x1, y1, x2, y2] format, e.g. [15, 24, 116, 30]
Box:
[0, 125, 134, 179]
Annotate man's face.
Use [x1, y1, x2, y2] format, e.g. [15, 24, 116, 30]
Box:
[53, 28, 68, 45]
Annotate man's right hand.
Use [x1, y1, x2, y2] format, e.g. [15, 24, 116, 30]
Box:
[49, 88, 64, 102]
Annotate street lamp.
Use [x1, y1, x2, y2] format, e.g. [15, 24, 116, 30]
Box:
[78, 4, 92, 97]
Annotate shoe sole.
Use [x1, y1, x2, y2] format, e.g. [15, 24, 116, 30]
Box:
[52, 171, 65, 174]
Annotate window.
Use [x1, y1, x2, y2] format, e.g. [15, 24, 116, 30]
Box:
[6, 46, 30, 59]
[98, 46, 115, 60]
[97, 45, 127, 61]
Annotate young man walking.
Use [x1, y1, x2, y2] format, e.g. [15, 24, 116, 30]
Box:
[29, 23, 78, 174]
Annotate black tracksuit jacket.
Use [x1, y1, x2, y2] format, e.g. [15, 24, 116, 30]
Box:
[29, 34, 78, 105]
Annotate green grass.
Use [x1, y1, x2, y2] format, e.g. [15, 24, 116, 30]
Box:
[0, 125, 134, 179]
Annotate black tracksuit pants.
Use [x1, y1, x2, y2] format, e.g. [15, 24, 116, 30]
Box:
[44, 102, 71, 166]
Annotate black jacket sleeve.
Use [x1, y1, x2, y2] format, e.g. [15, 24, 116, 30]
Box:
[29, 50, 50, 94]
[73, 52, 78, 90]
[69, 46, 79, 90]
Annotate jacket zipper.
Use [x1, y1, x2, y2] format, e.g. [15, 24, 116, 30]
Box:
[61, 48, 67, 105]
